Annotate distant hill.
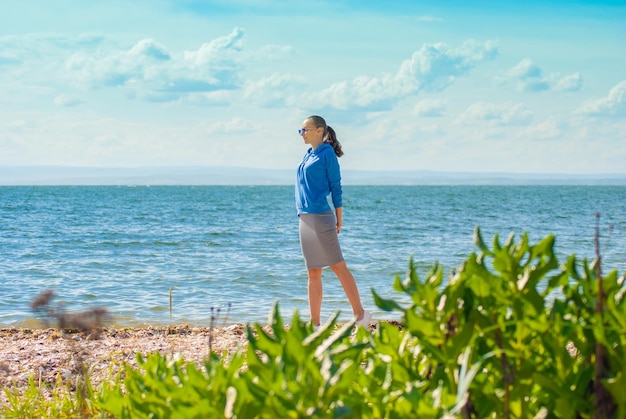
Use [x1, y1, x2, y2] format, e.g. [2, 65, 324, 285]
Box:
[1, 166, 625, 185]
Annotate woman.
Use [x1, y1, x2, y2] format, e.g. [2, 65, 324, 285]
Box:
[295, 115, 371, 329]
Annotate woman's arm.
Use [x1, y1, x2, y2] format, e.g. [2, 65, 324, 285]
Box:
[335, 206, 343, 234]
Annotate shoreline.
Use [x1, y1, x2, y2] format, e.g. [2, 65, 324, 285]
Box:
[0, 324, 252, 403]
[0, 321, 384, 403]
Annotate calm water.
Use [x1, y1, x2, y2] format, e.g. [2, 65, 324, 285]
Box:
[1, 185, 624, 327]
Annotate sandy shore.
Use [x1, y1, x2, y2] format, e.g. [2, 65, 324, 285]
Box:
[0, 324, 253, 403]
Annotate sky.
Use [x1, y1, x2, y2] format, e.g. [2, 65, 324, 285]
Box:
[1, 0, 625, 175]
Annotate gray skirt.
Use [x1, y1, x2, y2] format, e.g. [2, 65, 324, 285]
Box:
[299, 211, 344, 269]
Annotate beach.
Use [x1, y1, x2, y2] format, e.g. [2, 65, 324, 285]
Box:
[0, 320, 384, 405]
[0, 325, 253, 403]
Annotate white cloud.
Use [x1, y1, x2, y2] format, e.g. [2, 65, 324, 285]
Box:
[0, 1, 623, 175]
[519, 117, 563, 140]
[188, 90, 236, 107]
[205, 117, 254, 135]
[128, 39, 171, 61]
[554, 73, 583, 92]
[307, 39, 498, 111]
[506, 59, 582, 92]
[401, 40, 498, 85]
[457, 102, 533, 126]
[243, 73, 306, 107]
[413, 99, 447, 117]
[62, 28, 245, 100]
[182, 27, 244, 68]
[54, 94, 84, 107]
[578, 80, 626, 117]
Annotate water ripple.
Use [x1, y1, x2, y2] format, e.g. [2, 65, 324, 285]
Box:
[1, 185, 624, 327]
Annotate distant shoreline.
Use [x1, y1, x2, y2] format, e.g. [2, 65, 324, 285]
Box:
[1, 166, 625, 186]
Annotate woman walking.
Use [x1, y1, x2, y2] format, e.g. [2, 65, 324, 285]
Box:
[295, 115, 371, 329]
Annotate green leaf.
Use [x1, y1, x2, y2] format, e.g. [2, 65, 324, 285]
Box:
[473, 226, 493, 256]
[603, 372, 626, 407]
[373, 289, 405, 312]
[466, 274, 491, 298]
[269, 302, 285, 339]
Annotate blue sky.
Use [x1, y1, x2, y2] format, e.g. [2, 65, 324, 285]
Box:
[1, 0, 625, 175]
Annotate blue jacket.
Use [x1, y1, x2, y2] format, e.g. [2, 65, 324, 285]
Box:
[295, 143, 342, 215]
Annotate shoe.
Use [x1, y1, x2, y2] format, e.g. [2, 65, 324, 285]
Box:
[355, 310, 372, 329]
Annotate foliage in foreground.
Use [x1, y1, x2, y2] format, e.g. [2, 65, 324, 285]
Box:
[2, 228, 625, 418]
[374, 228, 625, 418]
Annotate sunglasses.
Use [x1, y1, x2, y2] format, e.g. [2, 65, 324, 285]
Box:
[298, 127, 317, 135]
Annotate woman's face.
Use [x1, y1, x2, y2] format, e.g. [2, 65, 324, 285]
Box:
[299, 119, 322, 146]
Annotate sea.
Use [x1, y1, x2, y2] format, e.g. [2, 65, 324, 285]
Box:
[1, 185, 625, 328]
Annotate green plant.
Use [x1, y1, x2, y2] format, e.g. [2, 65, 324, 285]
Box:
[240, 307, 367, 418]
[97, 348, 246, 418]
[2, 372, 102, 418]
[97, 308, 369, 418]
[373, 226, 625, 418]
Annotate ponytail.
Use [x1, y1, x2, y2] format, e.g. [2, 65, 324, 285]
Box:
[307, 115, 344, 157]
[324, 126, 344, 157]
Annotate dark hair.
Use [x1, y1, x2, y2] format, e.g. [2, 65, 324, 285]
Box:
[307, 115, 344, 157]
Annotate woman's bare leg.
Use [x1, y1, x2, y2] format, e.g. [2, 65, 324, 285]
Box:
[307, 267, 323, 326]
[330, 261, 365, 319]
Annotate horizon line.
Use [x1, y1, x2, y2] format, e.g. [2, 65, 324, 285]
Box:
[1, 165, 625, 186]
[1, 165, 625, 177]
